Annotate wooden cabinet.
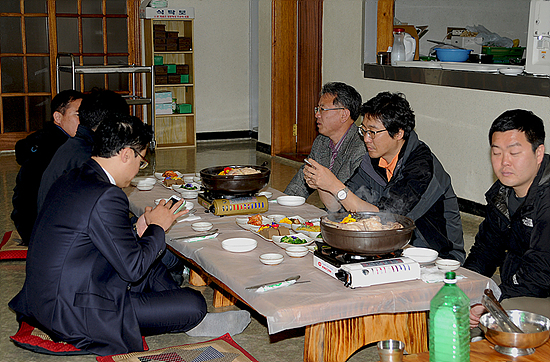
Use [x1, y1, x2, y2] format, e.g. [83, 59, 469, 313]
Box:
[144, 19, 195, 148]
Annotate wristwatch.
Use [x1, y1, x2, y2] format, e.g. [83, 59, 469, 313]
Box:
[336, 187, 349, 201]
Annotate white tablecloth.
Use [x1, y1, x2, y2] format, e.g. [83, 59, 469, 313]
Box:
[127, 182, 497, 334]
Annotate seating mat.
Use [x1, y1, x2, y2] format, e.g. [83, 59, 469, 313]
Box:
[0, 231, 27, 261]
[96, 333, 259, 362]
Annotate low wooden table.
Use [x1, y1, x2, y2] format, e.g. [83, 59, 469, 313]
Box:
[403, 339, 550, 362]
[128, 184, 496, 362]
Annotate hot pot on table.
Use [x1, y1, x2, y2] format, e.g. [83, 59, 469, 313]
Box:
[320, 212, 415, 255]
[200, 165, 270, 195]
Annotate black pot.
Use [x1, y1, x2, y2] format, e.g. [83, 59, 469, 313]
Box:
[200, 165, 270, 195]
[468, 53, 493, 64]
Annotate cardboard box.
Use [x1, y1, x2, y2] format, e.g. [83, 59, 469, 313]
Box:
[153, 24, 165, 31]
[155, 91, 172, 103]
[166, 43, 178, 51]
[139, 2, 195, 19]
[166, 31, 179, 38]
[178, 37, 192, 51]
[176, 64, 189, 74]
[155, 103, 172, 115]
[154, 65, 167, 75]
[154, 44, 166, 52]
[155, 75, 167, 85]
[168, 74, 182, 84]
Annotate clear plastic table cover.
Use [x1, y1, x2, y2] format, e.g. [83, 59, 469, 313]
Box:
[127, 182, 499, 334]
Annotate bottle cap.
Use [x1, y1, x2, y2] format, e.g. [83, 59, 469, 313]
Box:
[443, 271, 457, 284]
[393, 28, 405, 33]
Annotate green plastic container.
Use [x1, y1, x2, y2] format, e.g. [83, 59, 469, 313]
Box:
[177, 103, 192, 114]
[180, 74, 189, 83]
[482, 46, 525, 64]
[166, 64, 177, 73]
[154, 55, 163, 65]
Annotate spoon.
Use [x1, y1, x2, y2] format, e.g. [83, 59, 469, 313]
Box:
[482, 289, 524, 333]
[427, 39, 468, 50]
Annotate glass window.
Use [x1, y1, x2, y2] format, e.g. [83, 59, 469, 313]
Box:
[0, 0, 21, 13]
[106, 0, 127, 15]
[56, 18, 79, 53]
[82, 56, 105, 89]
[27, 57, 50, 92]
[0, 17, 22, 53]
[25, 17, 49, 53]
[28, 96, 50, 131]
[1, 57, 24, 93]
[24, 0, 48, 14]
[2, 97, 26, 132]
[82, 0, 103, 15]
[82, 18, 104, 53]
[107, 56, 129, 91]
[56, 0, 78, 14]
[107, 18, 128, 53]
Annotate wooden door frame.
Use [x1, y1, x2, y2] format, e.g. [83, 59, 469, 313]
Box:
[271, 0, 322, 158]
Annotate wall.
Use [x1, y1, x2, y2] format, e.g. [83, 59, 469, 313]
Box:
[167, 0, 251, 133]
[323, 0, 550, 204]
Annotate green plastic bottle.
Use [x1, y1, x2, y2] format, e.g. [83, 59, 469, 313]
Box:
[429, 271, 470, 362]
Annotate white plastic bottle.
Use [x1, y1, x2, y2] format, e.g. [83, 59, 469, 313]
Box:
[391, 28, 406, 66]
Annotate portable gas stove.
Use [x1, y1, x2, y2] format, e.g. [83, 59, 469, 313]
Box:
[197, 190, 268, 216]
[313, 242, 420, 288]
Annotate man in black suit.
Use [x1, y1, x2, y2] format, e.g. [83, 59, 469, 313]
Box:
[9, 114, 250, 356]
[11, 89, 83, 245]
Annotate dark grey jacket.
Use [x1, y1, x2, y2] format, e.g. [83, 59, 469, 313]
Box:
[284, 123, 366, 198]
[347, 131, 466, 263]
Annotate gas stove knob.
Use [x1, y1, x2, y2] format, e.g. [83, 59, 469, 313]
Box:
[335, 269, 351, 287]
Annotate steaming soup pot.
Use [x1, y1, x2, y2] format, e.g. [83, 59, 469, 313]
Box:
[200, 165, 270, 195]
[320, 212, 415, 255]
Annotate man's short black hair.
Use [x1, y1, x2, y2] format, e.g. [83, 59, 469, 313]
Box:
[320, 82, 362, 121]
[489, 109, 545, 152]
[92, 114, 153, 158]
[51, 89, 84, 117]
[79, 88, 129, 130]
[360, 92, 415, 139]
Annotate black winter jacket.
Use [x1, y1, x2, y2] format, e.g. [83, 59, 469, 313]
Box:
[464, 154, 550, 300]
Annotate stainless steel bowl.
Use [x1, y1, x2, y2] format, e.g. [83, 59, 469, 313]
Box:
[320, 212, 415, 255]
[479, 310, 550, 356]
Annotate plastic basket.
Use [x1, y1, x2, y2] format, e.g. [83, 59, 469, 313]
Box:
[482, 46, 525, 64]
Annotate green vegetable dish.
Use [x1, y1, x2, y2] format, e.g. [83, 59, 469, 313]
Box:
[280, 235, 307, 244]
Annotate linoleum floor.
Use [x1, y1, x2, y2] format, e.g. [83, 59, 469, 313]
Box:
[0, 139, 483, 362]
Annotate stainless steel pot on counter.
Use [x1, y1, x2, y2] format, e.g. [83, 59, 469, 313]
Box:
[320, 212, 415, 255]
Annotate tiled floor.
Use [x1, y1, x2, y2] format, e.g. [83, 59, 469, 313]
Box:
[0, 139, 483, 362]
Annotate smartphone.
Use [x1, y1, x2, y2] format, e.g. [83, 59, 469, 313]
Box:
[304, 159, 316, 169]
[167, 195, 186, 214]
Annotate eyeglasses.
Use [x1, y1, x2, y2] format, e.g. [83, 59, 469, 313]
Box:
[314, 106, 345, 114]
[358, 125, 388, 139]
[131, 148, 149, 169]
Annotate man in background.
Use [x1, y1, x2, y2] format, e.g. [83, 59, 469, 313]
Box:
[11, 89, 84, 245]
[37, 88, 129, 211]
[284, 82, 366, 199]
[466, 109, 550, 327]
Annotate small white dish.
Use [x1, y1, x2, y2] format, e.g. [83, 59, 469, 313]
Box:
[257, 191, 273, 199]
[136, 184, 154, 191]
[259, 253, 284, 265]
[184, 176, 194, 183]
[272, 234, 314, 249]
[285, 245, 309, 258]
[499, 67, 523, 76]
[276, 196, 306, 207]
[402, 247, 438, 264]
[222, 238, 258, 253]
[191, 222, 213, 232]
[179, 189, 199, 199]
[154, 172, 164, 180]
[436, 258, 461, 272]
[132, 176, 156, 186]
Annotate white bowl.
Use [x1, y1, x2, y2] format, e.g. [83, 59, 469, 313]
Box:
[191, 222, 213, 232]
[136, 184, 154, 191]
[272, 234, 314, 249]
[257, 191, 273, 199]
[184, 176, 194, 183]
[285, 245, 309, 258]
[402, 247, 438, 264]
[132, 176, 156, 186]
[259, 253, 284, 265]
[154, 172, 164, 180]
[222, 238, 257, 253]
[277, 196, 306, 206]
[436, 258, 461, 272]
[179, 189, 199, 199]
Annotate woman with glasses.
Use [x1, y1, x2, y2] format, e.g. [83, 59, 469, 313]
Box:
[304, 92, 466, 263]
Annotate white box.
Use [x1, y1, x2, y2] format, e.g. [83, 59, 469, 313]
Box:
[450, 36, 481, 53]
[155, 91, 172, 104]
[139, 1, 194, 19]
[155, 103, 172, 115]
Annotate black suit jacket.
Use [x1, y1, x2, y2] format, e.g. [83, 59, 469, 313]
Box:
[9, 159, 168, 355]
